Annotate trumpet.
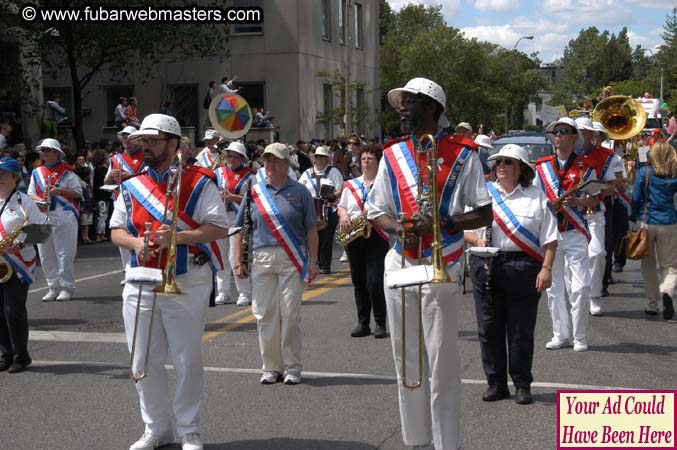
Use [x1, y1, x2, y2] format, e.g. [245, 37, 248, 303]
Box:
[398, 134, 451, 390]
[129, 222, 154, 382]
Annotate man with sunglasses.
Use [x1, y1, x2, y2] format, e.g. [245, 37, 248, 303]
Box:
[110, 114, 229, 450]
[368, 78, 492, 450]
[534, 117, 602, 353]
[346, 133, 363, 180]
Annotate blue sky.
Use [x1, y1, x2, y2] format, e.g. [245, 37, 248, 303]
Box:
[387, 0, 674, 63]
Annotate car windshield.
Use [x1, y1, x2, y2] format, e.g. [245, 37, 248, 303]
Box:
[489, 143, 553, 162]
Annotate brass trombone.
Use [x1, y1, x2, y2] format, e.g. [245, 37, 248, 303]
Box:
[398, 134, 451, 389]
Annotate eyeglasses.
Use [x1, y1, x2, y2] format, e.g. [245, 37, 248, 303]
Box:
[139, 137, 168, 146]
[548, 128, 575, 136]
[348, 141, 360, 146]
[494, 158, 514, 167]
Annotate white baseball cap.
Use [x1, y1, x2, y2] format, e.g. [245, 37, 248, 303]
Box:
[225, 141, 247, 159]
[130, 114, 182, 138]
[37, 138, 64, 156]
[474, 134, 493, 149]
[262, 142, 290, 161]
[387, 78, 446, 112]
[314, 146, 331, 157]
[546, 117, 584, 149]
[487, 144, 534, 176]
[203, 128, 220, 141]
[455, 122, 472, 132]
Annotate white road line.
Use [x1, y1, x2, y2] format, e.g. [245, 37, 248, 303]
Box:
[30, 330, 127, 343]
[28, 269, 124, 294]
[31, 359, 633, 391]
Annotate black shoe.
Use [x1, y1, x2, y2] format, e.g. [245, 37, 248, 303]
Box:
[608, 276, 615, 285]
[373, 325, 387, 339]
[645, 309, 659, 316]
[601, 289, 609, 297]
[0, 358, 12, 372]
[320, 267, 331, 274]
[663, 293, 674, 320]
[515, 387, 533, 405]
[612, 263, 623, 273]
[350, 323, 371, 337]
[482, 385, 510, 402]
[7, 359, 30, 374]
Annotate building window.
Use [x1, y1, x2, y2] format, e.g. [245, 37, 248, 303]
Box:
[234, 81, 265, 111]
[106, 86, 134, 127]
[233, 0, 263, 34]
[354, 2, 363, 49]
[323, 84, 333, 138]
[321, 0, 331, 41]
[169, 84, 198, 130]
[338, 0, 346, 45]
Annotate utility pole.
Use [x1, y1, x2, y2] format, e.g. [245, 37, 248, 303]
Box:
[344, 0, 351, 137]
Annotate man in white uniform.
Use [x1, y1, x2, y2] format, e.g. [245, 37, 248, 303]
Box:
[110, 114, 229, 450]
[368, 78, 492, 450]
[28, 138, 82, 302]
[194, 129, 221, 169]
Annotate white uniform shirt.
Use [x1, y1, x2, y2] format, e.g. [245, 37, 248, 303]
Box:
[338, 175, 373, 220]
[109, 178, 228, 271]
[195, 147, 219, 168]
[0, 192, 46, 263]
[484, 182, 557, 252]
[28, 168, 83, 225]
[299, 166, 343, 197]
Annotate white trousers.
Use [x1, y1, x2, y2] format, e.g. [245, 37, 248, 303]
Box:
[251, 246, 305, 372]
[37, 215, 78, 290]
[547, 230, 591, 345]
[384, 248, 462, 450]
[122, 263, 211, 438]
[215, 233, 251, 298]
[584, 212, 606, 299]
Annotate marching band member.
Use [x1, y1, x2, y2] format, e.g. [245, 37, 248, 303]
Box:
[213, 141, 253, 306]
[337, 144, 389, 339]
[110, 114, 228, 450]
[368, 78, 492, 450]
[0, 158, 46, 374]
[195, 128, 221, 168]
[234, 143, 319, 385]
[28, 138, 82, 302]
[535, 118, 599, 352]
[465, 145, 557, 405]
[574, 118, 622, 315]
[299, 145, 343, 274]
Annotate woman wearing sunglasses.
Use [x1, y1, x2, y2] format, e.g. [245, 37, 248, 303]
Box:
[465, 144, 558, 405]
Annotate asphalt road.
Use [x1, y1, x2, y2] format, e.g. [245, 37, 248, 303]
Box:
[1, 241, 675, 450]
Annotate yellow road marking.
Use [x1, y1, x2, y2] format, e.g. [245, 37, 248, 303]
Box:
[202, 270, 351, 341]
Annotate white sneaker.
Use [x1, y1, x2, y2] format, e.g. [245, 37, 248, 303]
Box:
[56, 289, 73, 302]
[590, 297, 603, 316]
[129, 432, 173, 450]
[260, 371, 281, 384]
[41, 289, 59, 302]
[573, 341, 589, 352]
[236, 294, 251, 306]
[214, 294, 231, 305]
[339, 251, 348, 263]
[545, 338, 572, 350]
[120, 278, 126, 286]
[181, 433, 203, 450]
[284, 369, 302, 385]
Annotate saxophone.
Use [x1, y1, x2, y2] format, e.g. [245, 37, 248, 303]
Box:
[336, 214, 372, 246]
[0, 193, 29, 283]
[240, 178, 253, 271]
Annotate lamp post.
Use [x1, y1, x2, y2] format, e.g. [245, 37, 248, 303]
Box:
[504, 36, 535, 133]
[513, 35, 534, 50]
[642, 48, 663, 100]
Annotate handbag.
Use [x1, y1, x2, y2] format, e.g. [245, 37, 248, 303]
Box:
[626, 168, 650, 260]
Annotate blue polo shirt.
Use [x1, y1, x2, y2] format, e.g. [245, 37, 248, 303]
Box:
[236, 177, 316, 249]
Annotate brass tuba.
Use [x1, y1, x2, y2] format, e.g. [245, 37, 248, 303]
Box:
[398, 134, 451, 389]
[592, 96, 646, 140]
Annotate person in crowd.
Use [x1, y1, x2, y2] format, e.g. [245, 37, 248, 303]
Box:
[91, 149, 110, 243]
[368, 77, 492, 450]
[254, 108, 273, 127]
[295, 140, 312, 174]
[42, 94, 67, 139]
[218, 75, 240, 94]
[466, 144, 557, 405]
[337, 143, 389, 339]
[9, 149, 28, 193]
[115, 97, 128, 128]
[455, 122, 473, 138]
[299, 145, 343, 274]
[74, 154, 94, 244]
[631, 141, 677, 320]
[666, 111, 676, 149]
[0, 124, 11, 150]
[345, 133, 364, 180]
[474, 134, 494, 181]
[28, 138, 82, 302]
[124, 97, 141, 128]
[111, 114, 228, 450]
[195, 129, 221, 168]
[0, 158, 47, 374]
[234, 143, 319, 386]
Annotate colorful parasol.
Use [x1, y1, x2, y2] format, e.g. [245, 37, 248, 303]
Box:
[208, 93, 253, 139]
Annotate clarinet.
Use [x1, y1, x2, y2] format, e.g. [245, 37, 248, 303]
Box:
[484, 225, 493, 303]
[240, 178, 253, 271]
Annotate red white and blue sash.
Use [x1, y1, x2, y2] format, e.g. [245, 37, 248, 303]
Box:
[197, 148, 217, 168]
[383, 138, 470, 264]
[251, 182, 310, 282]
[0, 209, 36, 285]
[615, 187, 631, 214]
[254, 168, 266, 184]
[32, 165, 80, 221]
[343, 178, 388, 241]
[121, 171, 225, 274]
[579, 146, 614, 214]
[215, 166, 252, 214]
[535, 158, 591, 241]
[487, 183, 544, 262]
[112, 151, 145, 175]
[301, 169, 322, 197]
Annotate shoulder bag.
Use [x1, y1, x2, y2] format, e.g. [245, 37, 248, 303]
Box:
[626, 168, 650, 260]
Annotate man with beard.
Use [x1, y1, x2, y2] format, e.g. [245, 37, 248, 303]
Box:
[110, 114, 229, 450]
[367, 78, 492, 450]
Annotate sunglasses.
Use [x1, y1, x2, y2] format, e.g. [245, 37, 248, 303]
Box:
[348, 141, 360, 146]
[548, 128, 575, 136]
[494, 158, 514, 167]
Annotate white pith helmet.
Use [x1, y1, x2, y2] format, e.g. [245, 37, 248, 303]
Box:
[226, 141, 247, 159]
[129, 114, 181, 138]
[387, 78, 446, 112]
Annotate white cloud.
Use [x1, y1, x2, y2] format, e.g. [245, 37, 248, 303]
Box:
[625, 0, 676, 8]
[474, 0, 520, 12]
[386, 0, 461, 18]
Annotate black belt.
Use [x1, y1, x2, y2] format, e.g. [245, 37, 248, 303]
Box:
[493, 251, 530, 261]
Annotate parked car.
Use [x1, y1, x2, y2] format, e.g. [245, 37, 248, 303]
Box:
[488, 131, 554, 163]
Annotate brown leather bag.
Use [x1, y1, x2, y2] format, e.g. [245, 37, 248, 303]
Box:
[626, 169, 650, 260]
